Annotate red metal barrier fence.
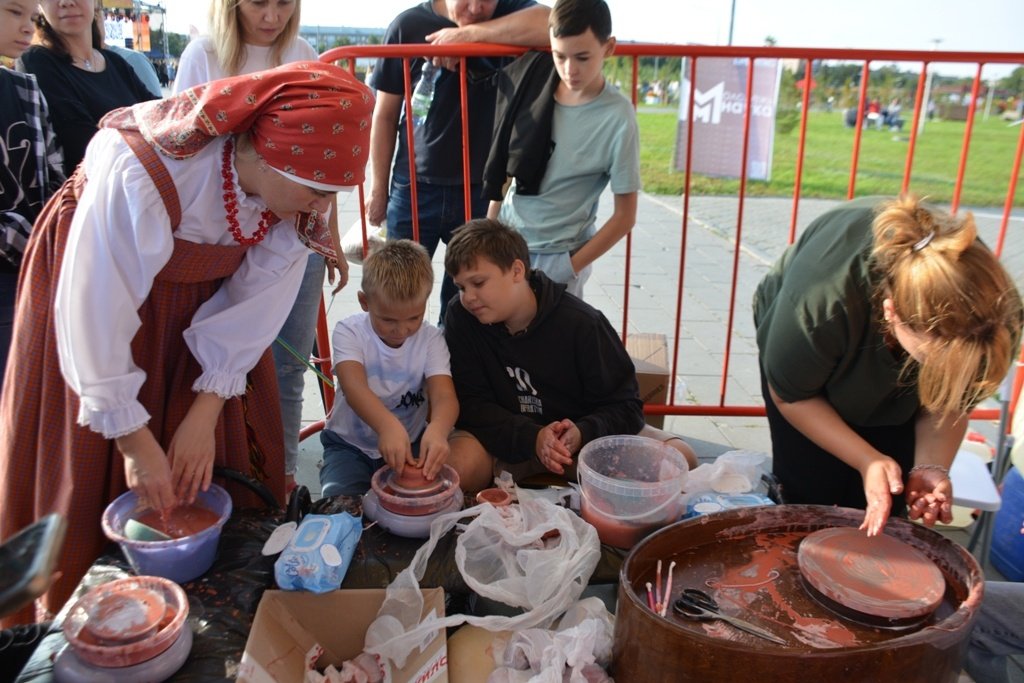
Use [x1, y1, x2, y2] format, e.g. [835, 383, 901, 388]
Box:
[303, 43, 1024, 441]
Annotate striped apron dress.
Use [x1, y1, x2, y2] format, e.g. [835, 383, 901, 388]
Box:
[0, 131, 285, 626]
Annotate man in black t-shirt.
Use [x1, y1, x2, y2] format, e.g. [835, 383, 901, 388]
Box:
[365, 0, 550, 322]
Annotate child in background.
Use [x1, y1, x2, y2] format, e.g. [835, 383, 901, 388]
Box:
[0, 0, 64, 389]
[319, 240, 458, 497]
[443, 219, 697, 493]
[483, 0, 638, 298]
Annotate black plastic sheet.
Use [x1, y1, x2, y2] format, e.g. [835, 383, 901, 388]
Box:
[16, 494, 622, 682]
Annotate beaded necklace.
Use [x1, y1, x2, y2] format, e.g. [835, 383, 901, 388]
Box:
[221, 138, 275, 246]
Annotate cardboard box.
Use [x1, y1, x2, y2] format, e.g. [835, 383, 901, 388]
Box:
[627, 333, 670, 429]
[238, 588, 448, 683]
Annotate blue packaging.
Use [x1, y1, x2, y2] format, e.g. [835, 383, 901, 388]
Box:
[274, 513, 362, 593]
[991, 466, 1024, 581]
[684, 493, 774, 519]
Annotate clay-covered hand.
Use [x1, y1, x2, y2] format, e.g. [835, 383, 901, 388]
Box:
[419, 423, 451, 480]
[378, 422, 415, 477]
[906, 467, 953, 526]
[535, 421, 574, 475]
[167, 414, 217, 505]
[858, 456, 904, 536]
[117, 427, 176, 512]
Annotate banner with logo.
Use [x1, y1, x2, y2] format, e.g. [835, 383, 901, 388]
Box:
[673, 58, 782, 181]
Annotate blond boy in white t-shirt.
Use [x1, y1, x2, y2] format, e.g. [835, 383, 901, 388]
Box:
[319, 240, 458, 497]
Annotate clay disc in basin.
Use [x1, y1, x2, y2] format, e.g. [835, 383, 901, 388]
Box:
[389, 467, 445, 496]
[797, 527, 944, 621]
[84, 587, 166, 643]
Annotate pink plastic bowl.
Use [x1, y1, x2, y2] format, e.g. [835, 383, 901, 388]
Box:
[371, 464, 461, 516]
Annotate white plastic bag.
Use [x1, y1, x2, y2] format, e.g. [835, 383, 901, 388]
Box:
[341, 219, 386, 266]
[684, 450, 767, 496]
[362, 498, 601, 670]
[488, 597, 615, 683]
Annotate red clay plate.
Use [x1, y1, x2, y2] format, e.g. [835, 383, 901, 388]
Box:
[798, 527, 945, 620]
[84, 587, 166, 643]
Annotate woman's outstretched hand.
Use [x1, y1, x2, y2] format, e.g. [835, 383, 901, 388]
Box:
[858, 456, 904, 536]
[906, 466, 953, 526]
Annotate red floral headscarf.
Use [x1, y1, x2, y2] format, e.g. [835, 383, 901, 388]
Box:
[100, 61, 374, 260]
[100, 60, 373, 190]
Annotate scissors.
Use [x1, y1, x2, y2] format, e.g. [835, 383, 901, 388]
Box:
[673, 588, 787, 645]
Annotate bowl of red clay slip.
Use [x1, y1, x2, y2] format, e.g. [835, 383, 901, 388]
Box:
[102, 484, 232, 584]
[62, 576, 189, 668]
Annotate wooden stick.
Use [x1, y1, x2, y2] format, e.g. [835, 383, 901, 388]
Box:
[655, 560, 663, 611]
[660, 561, 677, 617]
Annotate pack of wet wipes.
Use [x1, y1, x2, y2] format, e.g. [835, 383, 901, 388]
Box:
[272, 513, 362, 593]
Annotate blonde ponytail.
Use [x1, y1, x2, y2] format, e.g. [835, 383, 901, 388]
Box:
[871, 195, 1023, 416]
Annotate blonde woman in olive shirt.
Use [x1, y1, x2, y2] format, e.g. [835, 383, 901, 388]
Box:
[754, 196, 1021, 536]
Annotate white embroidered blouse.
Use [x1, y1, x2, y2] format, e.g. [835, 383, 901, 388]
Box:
[55, 129, 308, 438]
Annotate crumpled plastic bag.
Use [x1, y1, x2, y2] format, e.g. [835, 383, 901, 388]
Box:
[362, 497, 601, 670]
[341, 219, 386, 265]
[487, 596, 615, 683]
[684, 450, 767, 496]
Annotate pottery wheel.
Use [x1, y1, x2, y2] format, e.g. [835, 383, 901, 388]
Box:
[797, 527, 945, 622]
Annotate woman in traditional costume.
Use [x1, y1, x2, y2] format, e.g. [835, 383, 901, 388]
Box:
[176, 0, 340, 495]
[0, 60, 373, 625]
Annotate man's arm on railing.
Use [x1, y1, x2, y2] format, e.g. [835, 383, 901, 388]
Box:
[426, 4, 552, 48]
[366, 92, 403, 227]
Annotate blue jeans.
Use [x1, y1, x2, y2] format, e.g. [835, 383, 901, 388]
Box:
[319, 429, 423, 497]
[387, 174, 488, 323]
[272, 253, 325, 476]
[964, 581, 1024, 683]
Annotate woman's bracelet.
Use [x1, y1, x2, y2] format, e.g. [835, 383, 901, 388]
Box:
[909, 463, 950, 478]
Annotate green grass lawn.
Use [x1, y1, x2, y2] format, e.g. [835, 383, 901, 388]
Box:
[638, 108, 1024, 207]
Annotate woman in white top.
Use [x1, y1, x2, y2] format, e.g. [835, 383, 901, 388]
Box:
[0, 63, 372, 625]
[175, 0, 336, 494]
[174, 0, 316, 90]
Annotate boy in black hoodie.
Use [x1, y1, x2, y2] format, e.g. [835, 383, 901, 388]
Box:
[443, 218, 697, 492]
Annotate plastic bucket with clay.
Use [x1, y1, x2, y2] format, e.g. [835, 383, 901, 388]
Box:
[102, 484, 232, 584]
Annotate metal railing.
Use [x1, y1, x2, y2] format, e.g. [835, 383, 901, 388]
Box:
[299, 42, 1024, 440]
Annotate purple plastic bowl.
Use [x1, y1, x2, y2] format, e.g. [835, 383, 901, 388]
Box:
[101, 485, 232, 584]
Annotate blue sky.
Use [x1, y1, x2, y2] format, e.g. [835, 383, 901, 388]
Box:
[163, 0, 1023, 78]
